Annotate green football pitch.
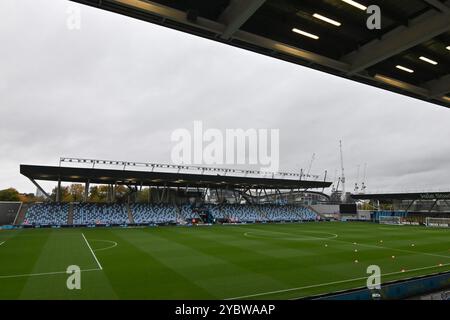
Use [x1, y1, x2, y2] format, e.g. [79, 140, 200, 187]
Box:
[0, 222, 449, 299]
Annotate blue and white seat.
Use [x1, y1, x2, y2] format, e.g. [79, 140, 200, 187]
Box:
[23, 203, 69, 225]
[204, 204, 226, 219]
[263, 204, 301, 221]
[180, 204, 200, 220]
[294, 206, 318, 221]
[73, 203, 129, 225]
[220, 204, 266, 222]
[131, 203, 177, 224]
[204, 203, 317, 222]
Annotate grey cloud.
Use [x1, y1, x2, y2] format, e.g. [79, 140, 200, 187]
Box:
[1, 0, 450, 194]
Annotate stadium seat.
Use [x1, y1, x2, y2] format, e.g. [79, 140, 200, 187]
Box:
[205, 203, 317, 223]
[22, 202, 318, 226]
[131, 203, 177, 224]
[180, 204, 201, 220]
[72, 203, 129, 225]
[23, 203, 69, 226]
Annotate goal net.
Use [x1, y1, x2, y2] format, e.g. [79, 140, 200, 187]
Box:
[378, 216, 402, 225]
[425, 217, 450, 228]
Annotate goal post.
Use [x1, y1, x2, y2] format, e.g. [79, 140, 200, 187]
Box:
[425, 217, 450, 228]
[378, 216, 402, 225]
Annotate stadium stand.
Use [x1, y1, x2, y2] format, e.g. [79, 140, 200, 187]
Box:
[200, 203, 317, 223]
[23, 203, 69, 226]
[299, 206, 319, 220]
[72, 203, 129, 225]
[18, 161, 331, 226]
[131, 203, 177, 224]
[218, 204, 266, 222]
[19, 201, 318, 226]
[262, 204, 317, 222]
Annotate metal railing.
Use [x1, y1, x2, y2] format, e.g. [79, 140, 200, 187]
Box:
[59, 157, 324, 181]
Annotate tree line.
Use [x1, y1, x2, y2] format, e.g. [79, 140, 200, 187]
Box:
[0, 185, 153, 203]
[0, 188, 40, 202]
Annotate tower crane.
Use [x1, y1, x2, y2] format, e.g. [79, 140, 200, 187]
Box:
[354, 164, 360, 193]
[361, 163, 367, 193]
[331, 169, 338, 193]
[306, 153, 316, 177]
[339, 140, 346, 202]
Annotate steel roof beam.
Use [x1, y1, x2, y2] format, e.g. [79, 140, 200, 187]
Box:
[423, 0, 450, 13]
[425, 74, 450, 98]
[93, 0, 350, 71]
[69, 0, 448, 107]
[342, 10, 450, 74]
[373, 74, 430, 97]
[218, 0, 266, 40]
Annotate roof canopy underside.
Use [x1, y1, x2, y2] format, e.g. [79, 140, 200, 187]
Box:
[70, 0, 450, 107]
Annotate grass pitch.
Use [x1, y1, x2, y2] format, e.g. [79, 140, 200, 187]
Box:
[0, 222, 449, 299]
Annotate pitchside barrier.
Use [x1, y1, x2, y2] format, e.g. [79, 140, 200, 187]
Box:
[313, 271, 450, 300]
[425, 217, 450, 228]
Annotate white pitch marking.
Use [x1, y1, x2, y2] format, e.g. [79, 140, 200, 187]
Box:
[82, 233, 103, 270]
[0, 241, 5, 247]
[0, 268, 100, 280]
[347, 241, 450, 259]
[248, 226, 450, 260]
[243, 228, 338, 241]
[90, 239, 118, 252]
[233, 224, 450, 299]
[225, 262, 450, 300]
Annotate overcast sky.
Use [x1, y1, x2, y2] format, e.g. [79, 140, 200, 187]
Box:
[1, 0, 450, 194]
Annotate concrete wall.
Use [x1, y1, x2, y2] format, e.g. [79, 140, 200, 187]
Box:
[0, 201, 21, 225]
[357, 210, 372, 221]
[316, 272, 450, 300]
[311, 204, 340, 215]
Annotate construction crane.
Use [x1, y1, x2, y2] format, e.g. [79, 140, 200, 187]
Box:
[339, 140, 346, 202]
[306, 153, 316, 177]
[331, 169, 338, 193]
[361, 163, 367, 193]
[335, 177, 341, 194]
[354, 164, 360, 193]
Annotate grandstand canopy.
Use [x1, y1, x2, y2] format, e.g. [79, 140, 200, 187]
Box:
[351, 192, 450, 200]
[70, 0, 450, 107]
[20, 165, 331, 190]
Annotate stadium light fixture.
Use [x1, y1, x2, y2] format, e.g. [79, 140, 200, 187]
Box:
[419, 56, 438, 65]
[447, 46, 450, 51]
[292, 28, 319, 40]
[341, 0, 367, 11]
[396, 65, 414, 73]
[312, 13, 342, 26]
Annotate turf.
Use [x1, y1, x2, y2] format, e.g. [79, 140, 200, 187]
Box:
[0, 222, 449, 299]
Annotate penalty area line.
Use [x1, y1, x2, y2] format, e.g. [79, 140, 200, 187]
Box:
[82, 233, 103, 270]
[0, 268, 100, 280]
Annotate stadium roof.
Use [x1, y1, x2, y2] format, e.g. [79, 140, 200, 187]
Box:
[351, 191, 450, 200]
[70, 0, 450, 108]
[20, 164, 332, 190]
